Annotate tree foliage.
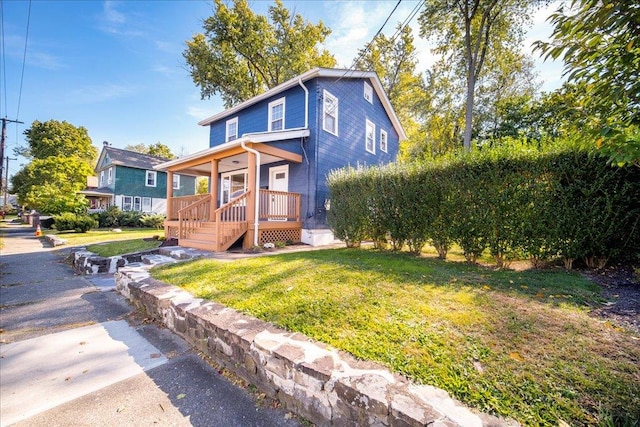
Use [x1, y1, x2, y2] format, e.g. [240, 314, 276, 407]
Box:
[419, 0, 545, 151]
[184, 0, 336, 107]
[11, 120, 96, 215]
[125, 142, 175, 159]
[534, 0, 640, 166]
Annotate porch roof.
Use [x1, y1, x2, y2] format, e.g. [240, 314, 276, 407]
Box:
[154, 129, 309, 175]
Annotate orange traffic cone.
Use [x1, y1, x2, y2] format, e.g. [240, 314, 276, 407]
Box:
[35, 224, 42, 236]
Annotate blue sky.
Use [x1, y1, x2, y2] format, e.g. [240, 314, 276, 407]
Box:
[1, 0, 564, 180]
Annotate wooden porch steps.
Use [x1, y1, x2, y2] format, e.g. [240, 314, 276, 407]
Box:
[178, 238, 218, 252]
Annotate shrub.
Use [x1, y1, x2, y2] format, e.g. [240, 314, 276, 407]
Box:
[140, 213, 165, 230]
[53, 213, 97, 233]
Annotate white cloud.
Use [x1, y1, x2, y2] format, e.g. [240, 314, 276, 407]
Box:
[99, 1, 145, 37]
[67, 84, 136, 104]
[104, 1, 126, 25]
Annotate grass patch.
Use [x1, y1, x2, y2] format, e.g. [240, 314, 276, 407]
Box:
[86, 238, 161, 257]
[45, 228, 163, 246]
[152, 248, 640, 426]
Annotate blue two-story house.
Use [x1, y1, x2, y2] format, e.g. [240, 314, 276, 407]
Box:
[156, 68, 406, 251]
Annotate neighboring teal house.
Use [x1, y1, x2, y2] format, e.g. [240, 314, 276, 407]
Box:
[83, 143, 196, 214]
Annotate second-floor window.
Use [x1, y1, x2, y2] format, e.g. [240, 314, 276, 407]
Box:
[268, 97, 285, 131]
[380, 129, 388, 153]
[366, 120, 376, 154]
[323, 90, 338, 135]
[364, 82, 373, 104]
[107, 167, 112, 184]
[226, 117, 238, 142]
[173, 174, 181, 190]
[99, 171, 105, 186]
[146, 170, 157, 187]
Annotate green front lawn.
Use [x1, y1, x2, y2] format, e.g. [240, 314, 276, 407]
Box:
[86, 239, 162, 257]
[45, 228, 163, 246]
[152, 248, 640, 426]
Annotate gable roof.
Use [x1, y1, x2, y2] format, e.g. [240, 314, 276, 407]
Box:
[95, 146, 170, 172]
[197, 68, 407, 141]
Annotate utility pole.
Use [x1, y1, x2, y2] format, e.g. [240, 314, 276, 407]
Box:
[3, 157, 17, 210]
[1, 118, 24, 195]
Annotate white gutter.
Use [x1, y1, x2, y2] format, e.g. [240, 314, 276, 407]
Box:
[240, 140, 261, 247]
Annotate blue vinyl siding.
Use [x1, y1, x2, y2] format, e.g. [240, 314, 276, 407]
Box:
[209, 86, 308, 147]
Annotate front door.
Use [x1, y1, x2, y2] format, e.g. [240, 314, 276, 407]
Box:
[268, 165, 289, 221]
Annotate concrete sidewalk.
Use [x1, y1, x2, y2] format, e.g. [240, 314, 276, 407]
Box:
[0, 223, 303, 426]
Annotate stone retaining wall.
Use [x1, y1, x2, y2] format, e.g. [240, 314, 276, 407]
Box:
[116, 265, 513, 427]
[72, 249, 154, 275]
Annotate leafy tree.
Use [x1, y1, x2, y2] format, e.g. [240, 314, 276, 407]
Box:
[184, 0, 336, 107]
[16, 120, 95, 162]
[419, 0, 546, 151]
[196, 177, 209, 195]
[11, 120, 97, 215]
[534, 0, 640, 166]
[125, 142, 174, 159]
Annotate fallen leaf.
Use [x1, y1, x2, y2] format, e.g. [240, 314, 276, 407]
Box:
[65, 376, 71, 381]
[482, 285, 490, 291]
[82, 370, 88, 374]
[150, 353, 161, 359]
[159, 403, 165, 412]
[177, 393, 186, 400]
[535, 292, 544, 298]
[509, 352, 525, 362]
[116, 406, 125, 413]
[473, 359, 484, 374]
[79, 341, 87, 345]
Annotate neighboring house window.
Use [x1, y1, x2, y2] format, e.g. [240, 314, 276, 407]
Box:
[99, 171, 105, 186]
[380, 129, 388, 153]
[146, 170, 157, 187]
[268, 97, 285, 131]
[107, 167, 113, 184]
[173, 174, 181, 190]
[133, 196, 141, 211]
[366, 119, 376, 154]
[122, 196, 133, 211]
[226, 117, 238, 142]
[322, 90, 338, 136]
[142, 197, 152, 212]
[364, 82, 373, 104]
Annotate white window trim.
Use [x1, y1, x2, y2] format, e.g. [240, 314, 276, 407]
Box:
[226, 117, 238, 142]
[322, 90, 339, 136]
[146, 170, 157, 187]
[142, 197, 152, 212]
[380, 129, 388, 153]
[268, 97, 286, 132]
[173, 174, 181, 190]
[122, 195, 133, 211]
[364, 81, 373, 104]
[133, 196, 142, 212]
[365, 119, 376, 154]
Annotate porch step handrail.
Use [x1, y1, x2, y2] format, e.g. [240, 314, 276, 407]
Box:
[215, 192, 249, 251]
[177, 194, 212, 240]
[170, 194, 210, 220]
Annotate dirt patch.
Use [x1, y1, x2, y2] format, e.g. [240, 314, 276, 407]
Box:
[586, 265, 640, 335]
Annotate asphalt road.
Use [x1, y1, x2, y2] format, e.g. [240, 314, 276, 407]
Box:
[0, 221, 303, 427]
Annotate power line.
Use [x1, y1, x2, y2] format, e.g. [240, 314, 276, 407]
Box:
[16, 0, 31, 119]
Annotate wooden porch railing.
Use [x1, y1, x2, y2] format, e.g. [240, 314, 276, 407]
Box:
[215, 192, 249, 251]
[170, 194, 209, 220]
[177, 194, 211, 239]
[259, 189, 301, 221]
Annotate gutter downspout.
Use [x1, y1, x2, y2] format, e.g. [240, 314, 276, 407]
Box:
[239, 78, 308, 247]
[240, 139, 261, 247]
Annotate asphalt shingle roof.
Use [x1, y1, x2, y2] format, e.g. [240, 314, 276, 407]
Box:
[101, 146, 170, 170]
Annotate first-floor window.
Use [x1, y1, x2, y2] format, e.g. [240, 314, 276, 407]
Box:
[133, 196, 141, 211]
[365, 119, 376, 154]
[122, 196, 133, 211]
[173, 174, 180, 190]
[142, 197, 152, 212]
[221, 169, 248, 204]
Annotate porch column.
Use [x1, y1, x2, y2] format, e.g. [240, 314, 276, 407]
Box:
[166, 170, 174, 220]
[244, 151, 257, 248]
[209, 159, 219, 221]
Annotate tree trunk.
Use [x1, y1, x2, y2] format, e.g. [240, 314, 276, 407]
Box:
[463, 73, 475, 151]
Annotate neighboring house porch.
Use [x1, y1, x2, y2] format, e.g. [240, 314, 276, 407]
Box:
[159, 130, 307, 252]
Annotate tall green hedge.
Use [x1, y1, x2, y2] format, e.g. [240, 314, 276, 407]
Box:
[326, 141, 640, 268]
